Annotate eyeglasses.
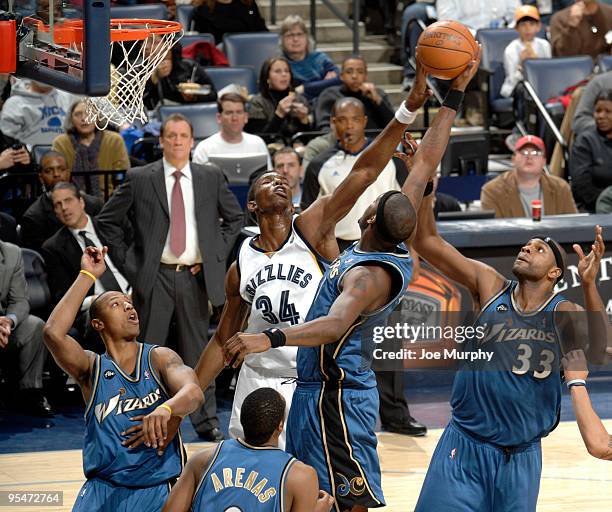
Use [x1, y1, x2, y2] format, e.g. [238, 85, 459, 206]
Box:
[518, 149, 543, 157]
[283, 31, 306, 39]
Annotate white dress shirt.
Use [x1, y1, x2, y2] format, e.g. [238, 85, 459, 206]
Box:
[160, 158, 203, 265]
[70, 215, 130, 310]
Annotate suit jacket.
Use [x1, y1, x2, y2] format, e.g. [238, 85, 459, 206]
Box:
[20, 192, 104, 251]
[96, 160, 243, 307]
[0, 241, 30, 327]
[40, 218, 123, 306]
[0, 212, 17, 244]
[480, 170, 578, 218]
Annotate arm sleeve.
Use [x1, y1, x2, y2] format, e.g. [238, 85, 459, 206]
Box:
[0, 100, 23, 141]
[570, 134, 602, 211]
[501, 42, 522, 98]
[558, 181, 579, 214]
[550, 13, 576, 56]
[314, 89, 335, 129]
[215, 169, 244, 254]
[303, 77, 342, 100]
[480, 184, 503, 217]
[5, 249, 30, 326]
[572, 79, 602, 134]
[192, 142, 209, 165]
[370, 89, 395, 127]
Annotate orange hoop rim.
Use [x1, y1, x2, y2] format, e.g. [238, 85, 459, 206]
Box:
[23, 17, 182, 44]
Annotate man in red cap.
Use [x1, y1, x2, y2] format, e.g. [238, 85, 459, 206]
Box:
[481, 135, 578, 218]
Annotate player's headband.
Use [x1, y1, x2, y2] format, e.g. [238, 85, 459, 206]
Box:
[375, 191, 405, 245]
[534, 236, 565, 284]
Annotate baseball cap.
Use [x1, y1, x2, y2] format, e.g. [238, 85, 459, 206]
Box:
[515, 5, 540, 23]
[514, 135, 545, 153]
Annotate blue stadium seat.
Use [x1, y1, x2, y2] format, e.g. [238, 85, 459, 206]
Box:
[21, 248, 50, 313]
[476, 29, 517, 127]
[176, 5, 195, 32]
[181, 33, 216, 50]
[159, 103, 218, 140]
[110, 4, 168, 20]
[598, 54, 612, 73]
[222, 32, 279, 73]
[204, 66, 257, 95]
[32, 145, 52, 164]
[522, 56, 593, 105]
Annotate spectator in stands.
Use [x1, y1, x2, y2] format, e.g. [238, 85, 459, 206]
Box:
[41, 182, 129, 349]
[52, 100, 130, 196]
[573, 71, 612, 134]
[280, 15, 341, 101]
[192, 0, 268, 44]
[550, 0, 612, 59]
[246, 57, 312, 143]
[0, 130, 34, 175]
[273, 146, 303, 208]
[501, 5, 552, 98]
[436, 0, 521, 31]
[315, 55, 394, 130]
[0, 241, 51, 417]
[193, 93, 272, 167]
[302, 131, 336, 170]
[571, 91, 612, 211]
[0, 212, 17, 244]
[97, 113, 244, 442]
[143, 45, 217, 111]
[481, 135, 578, 217]
[19, 151, 103, 251]
[0, 79, 73, 148]
[300, 97, 408, 249]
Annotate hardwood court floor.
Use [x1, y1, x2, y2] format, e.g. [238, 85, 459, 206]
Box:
[1, 420, 611, 511]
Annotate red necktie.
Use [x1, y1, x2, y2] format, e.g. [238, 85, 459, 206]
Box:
[170, 170, 186, 257]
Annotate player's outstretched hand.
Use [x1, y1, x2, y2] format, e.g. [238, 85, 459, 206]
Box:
[81, 246, 107, 279]
[314, 490, 335, 512]
[122, 414, 182, 456]
[574, 225, 605, 285]
[223, 332, 272, 368]
[393, 131, 418, 170]
[405, 59, 433, 113]
[450, 44, 482, 92]
[562, 349, 589, 381]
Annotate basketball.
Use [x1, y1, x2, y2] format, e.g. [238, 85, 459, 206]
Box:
[416, 20, 478, 80]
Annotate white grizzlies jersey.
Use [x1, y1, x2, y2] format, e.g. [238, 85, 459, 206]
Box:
[238, 216, 327, 373]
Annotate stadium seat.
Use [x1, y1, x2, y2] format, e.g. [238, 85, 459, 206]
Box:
[598, 54, 612, 73]
[222, 32, 279, 73]
[20, 248, 50, 314]
[204, 66, 257, 95]
[110, 4, 168, 20]
[181, 33, 216, 49]
[176, 5, 195, 32]
[476, 29, 517, 128]
[159, 103, 218, 140]
[32, 145, 52, 164]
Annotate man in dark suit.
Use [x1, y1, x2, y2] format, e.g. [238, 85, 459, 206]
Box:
[0, 212, 17, 244]
[41, 182, 129, 351]
[20, 151, 103, 251]
[97, 113, 244, 441]
[0, 241, 52, 416]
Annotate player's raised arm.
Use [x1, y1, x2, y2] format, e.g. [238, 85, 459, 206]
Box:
[562, 350, 612, 460]
[42, 247, 101, 387]
[223, 264, 393, 366]
[296, 61, 432, 248]
[401, 47, 480, 210]
[413, 195, 505, 304]
[162, 448, 217, 512]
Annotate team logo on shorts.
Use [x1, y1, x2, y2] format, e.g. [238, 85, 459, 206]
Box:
[496, 304, 508, 312]
[336, 473, 366, 497]
[144, 370, 150, 380]
[450, 448, 457, 460]
[104, 370, 115, 380]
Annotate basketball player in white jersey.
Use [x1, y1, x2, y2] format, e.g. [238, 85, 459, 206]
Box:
[123, 64, 434, 453]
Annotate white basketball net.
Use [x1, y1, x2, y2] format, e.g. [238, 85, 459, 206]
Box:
[85, 21, 183, 129]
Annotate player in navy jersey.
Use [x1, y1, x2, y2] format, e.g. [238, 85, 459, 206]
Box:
[413, 192, 611, 510]
[220, 52, 482, 512]
[163, 388, 335, 512]
[43, 247, 204, 512]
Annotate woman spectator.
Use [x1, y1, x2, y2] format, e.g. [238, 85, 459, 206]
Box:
[570, 90, 612, 212]
[52, 100, 130, 196]
[279, 15, 341, 101]
[246, 57, 312, 143]
[143, 45, 217, 111]
[192, 0, 267, 44]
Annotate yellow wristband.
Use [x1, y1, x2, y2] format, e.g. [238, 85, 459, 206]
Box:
[79, 269, 97, 283]
[159, 403, 172, 416]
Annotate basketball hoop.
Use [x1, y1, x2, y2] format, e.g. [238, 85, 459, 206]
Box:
[28, 17, 183, 128]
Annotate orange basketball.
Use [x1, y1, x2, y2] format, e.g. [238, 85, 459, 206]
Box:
[416, 20, 478, 80]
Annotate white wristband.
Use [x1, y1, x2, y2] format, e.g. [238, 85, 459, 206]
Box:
[394, 102, 417, 125]
[566, 378, 586, 389]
